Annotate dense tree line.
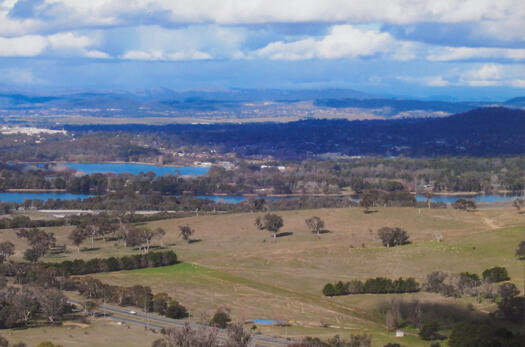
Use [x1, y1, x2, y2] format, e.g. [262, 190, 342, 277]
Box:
[46, 250, 177, 276]
[2, 157, 525, 199]
[76, 277, 188, 319]
[323, 277, 419, 296]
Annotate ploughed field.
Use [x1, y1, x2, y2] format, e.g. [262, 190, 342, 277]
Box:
[2, 206, 523, 346]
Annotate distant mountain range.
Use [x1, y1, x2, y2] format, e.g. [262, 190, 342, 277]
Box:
[63, 107, 525, 158]
[0, 88, 523, 119]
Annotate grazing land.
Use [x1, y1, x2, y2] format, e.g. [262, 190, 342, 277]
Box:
[5, 206, 521, 346]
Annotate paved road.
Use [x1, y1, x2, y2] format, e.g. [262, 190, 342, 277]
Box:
[69, 299, 290, 346]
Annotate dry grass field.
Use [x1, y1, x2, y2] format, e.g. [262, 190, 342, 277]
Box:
[2, 206, 524, 346]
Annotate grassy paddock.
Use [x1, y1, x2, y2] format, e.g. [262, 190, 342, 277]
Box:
[81, 207, 524, 346]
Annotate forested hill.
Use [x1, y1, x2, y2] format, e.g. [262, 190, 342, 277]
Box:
[64, 107, 525, 159]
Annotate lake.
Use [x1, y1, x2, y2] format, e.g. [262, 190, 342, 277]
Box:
[63, 162, 209, 176]
[0, 190, 520, 205]
[415, 194, 521, 203]
[0, 192, 93, 203]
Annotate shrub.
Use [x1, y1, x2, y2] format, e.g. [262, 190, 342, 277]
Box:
[377, 227, 410, 247]
[482, 267, 509, 283]
[210, 308, 231, 328]
[165, 300, 188, 319]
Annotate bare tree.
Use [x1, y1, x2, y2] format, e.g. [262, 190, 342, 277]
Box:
[36, 289, 67, 323]
[305, 216, 325, 237]
[160, 323, 218, 347]
[0, 241, 14, 263]
[68, 226, 87, 253]
[225, 323, 252, 347]
[179, 225, 195, 243]
[513, 198, 524, 213]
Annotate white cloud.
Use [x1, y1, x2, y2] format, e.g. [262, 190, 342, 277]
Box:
[83, 50, 110, 59]
[0, 35, 47, 56]
[0, 30, 109, 58]
[423, 76, 449, 87]
[255, 24, 395, 60]
[458, 64, 525, 88]
[121, 49, 211, 61]
[427, 46, 525, 62]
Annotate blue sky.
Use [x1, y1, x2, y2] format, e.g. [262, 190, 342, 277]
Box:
[1, 0, 524, 100]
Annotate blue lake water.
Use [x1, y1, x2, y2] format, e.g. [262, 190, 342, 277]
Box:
[415, 194, 520, 204]
[0, 192, 93, 203]
[64, 162, 209, 176]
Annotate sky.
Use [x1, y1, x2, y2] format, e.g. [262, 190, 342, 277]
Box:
[1, 0, 525, 100]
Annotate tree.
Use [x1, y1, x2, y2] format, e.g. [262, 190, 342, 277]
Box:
[178, 225, 195, 243]
[225, 322, 251, 347]
[448, 322, 522, 347]
[84, 300, 99, 316]
[166, 300, 188, 319]
[36, 289, 67, 323]
[323, 283, 336, 296]
[452, 198, 476, 211]
[152, 292, 170, 315]
[359, 190, 374, 212]
[482, 267, 509, 283]
[0, 241, 14, 263]
[255, 213, 283, 238]
[305, 216, 324, 237]
[68, 226, 87, 253]
[210, 308, 231, 328]
[512, 198, 524, 213]
[17, 228, 56, 261]
[161, 323, 218, 347]
[377, 227, 410, 247]
[419, 321, 441, 341]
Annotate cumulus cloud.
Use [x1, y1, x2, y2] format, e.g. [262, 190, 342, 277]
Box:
[451, 64, 525, 88]
[254, 25, 396, 60]
[0, 30, 109, 58]
[0, 34, 47, 56]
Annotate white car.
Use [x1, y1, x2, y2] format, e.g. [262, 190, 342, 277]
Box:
[129, 310, 137, 315]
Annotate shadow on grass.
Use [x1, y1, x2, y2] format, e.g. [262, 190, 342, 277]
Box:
[188, 239, 202, 244]
[80, 247, 101, 252]
[276, 232, 293, 238]
[363, 210, 378, 214]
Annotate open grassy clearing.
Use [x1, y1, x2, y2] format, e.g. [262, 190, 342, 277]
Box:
[2, 206, 523, 345]
[1, 318, 159, 347]
[54, 206, 522, 346]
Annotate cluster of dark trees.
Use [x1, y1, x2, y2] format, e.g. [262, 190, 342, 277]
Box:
[76, 277, 187, 319]
[323, 277, 419, 296]
[17, 228, 57, 262]
[448, 322, 523, 347]
[0, 215, 65, 229]
[0, 285, 71, 328]
[451, 199, 477, 211]
[47, 251, 178, 276]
